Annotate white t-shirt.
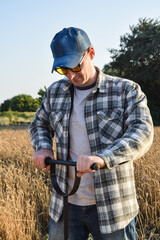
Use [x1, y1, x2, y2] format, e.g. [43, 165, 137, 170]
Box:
[68, 85, 96, 205]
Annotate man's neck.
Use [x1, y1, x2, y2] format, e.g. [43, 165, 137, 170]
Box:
[87, 67, 98, 86]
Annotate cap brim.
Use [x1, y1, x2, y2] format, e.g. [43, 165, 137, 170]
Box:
[51, 52, 83, 73]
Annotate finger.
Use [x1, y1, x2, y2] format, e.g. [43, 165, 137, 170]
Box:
[46, 165, 50, 172]
[33, 157, 45, 169]
[32, 157, 39, 167]
[77, 171, 85, 177]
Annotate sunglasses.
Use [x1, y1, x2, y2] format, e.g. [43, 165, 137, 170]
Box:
[55, 51, 87, 75]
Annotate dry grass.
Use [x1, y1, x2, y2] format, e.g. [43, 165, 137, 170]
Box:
[0, 112, 35, 125]
[134, 127, 160, 239]
[0, 126, 160, 240]
[0, 127, 52, 240]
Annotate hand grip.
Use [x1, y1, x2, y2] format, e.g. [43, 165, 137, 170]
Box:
[44, 157, 100, 170]
[90, 163, 100, 170]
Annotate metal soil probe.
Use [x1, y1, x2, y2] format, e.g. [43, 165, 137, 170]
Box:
[45, 157, 99, 240]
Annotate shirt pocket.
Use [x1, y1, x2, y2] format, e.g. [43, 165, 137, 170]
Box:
[49, 111, 66, 139]
[97, 108, 124, 145]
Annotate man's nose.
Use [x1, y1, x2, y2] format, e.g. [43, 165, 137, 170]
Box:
[66, 70, 76, 80]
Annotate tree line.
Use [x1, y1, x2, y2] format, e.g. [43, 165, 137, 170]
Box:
[1, 18, 159, 124]
[102, 18, 160, 125]
[0, 87, 46, 112]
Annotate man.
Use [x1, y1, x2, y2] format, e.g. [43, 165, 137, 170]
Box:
[29, 27, 153, 240]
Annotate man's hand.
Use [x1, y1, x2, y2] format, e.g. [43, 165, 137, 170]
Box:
[76, 155, 105, 177]
[32, 149, 54, 171]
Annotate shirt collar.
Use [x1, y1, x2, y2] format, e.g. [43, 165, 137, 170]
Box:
[92, 67, 109, 93]
[62, 66, 109, 93]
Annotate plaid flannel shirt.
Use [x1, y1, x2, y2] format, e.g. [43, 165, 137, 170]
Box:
[29, 67, 153, 234]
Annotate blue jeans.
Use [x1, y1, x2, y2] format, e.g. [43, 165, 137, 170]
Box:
[49, 203, 138, 240]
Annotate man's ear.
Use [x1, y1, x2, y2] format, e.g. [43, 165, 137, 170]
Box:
[89, 46, 95, 60]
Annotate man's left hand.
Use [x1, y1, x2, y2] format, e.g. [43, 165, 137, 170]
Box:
[76, 155, 105, 177]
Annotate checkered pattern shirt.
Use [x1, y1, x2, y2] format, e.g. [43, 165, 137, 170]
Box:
[29, 68, 153, 234]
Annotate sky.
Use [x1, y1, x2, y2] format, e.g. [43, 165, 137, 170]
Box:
[0, 0, 160, 104]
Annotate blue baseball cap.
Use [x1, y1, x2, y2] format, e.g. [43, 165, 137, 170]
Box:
[50, 27, 92, 73]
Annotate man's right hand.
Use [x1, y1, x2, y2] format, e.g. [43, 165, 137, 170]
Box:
[32, 149, 54, 171]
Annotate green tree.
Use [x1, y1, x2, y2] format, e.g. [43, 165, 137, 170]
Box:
[10, 94, 40, 112]
[102, 18, 160, 125]
[103, 19, 160, 99]
[0, 99, 12, 111]
[102, 63, 120, 77]
[37, 86, 47, 104]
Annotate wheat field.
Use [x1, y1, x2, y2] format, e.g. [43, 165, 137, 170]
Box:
[0, 126, 160, 240]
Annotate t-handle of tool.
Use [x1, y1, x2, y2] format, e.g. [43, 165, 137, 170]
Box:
[44, 157, 100, 240]
[44, 157, 100, 171]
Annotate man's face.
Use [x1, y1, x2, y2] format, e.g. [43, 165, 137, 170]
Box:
[65, 48, 96, 87]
